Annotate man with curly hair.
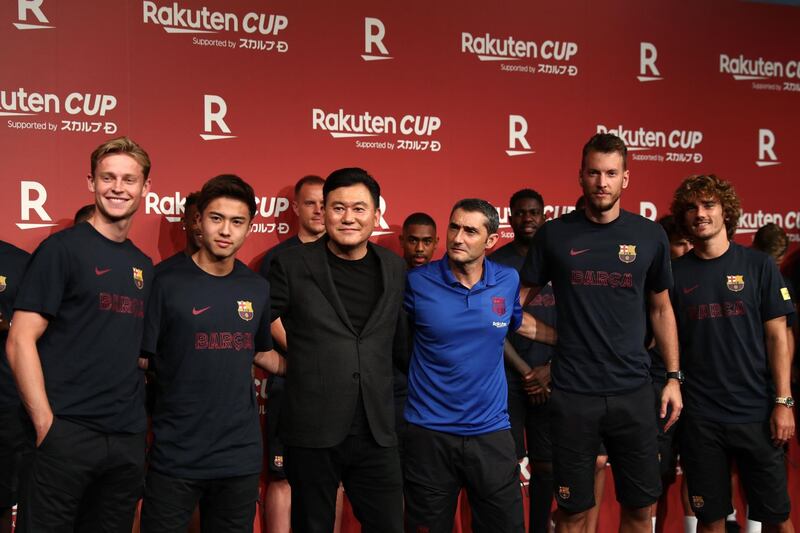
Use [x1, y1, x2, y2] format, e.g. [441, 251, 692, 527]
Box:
[670, 174, 795, 533]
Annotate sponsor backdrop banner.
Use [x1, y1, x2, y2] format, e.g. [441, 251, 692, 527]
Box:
[1, 1, 798, 531]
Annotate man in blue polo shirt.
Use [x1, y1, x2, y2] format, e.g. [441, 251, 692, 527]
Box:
[403, 198, 555, 533]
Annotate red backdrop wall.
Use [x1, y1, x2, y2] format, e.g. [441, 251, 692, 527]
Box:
[2, 1, 798, 531]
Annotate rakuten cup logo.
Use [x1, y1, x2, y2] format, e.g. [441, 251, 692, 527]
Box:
[461, 31, 579, 78]
[145, 191, 291, 234]
[596, 124, 704, 164]
[719, 53, 800, 93]
[1, 87, 119, 135]
[312, 107, 443, 153]
[362, 17, 392, 61]
[13, 0, 54, 30]
[142, 1, 289, 53]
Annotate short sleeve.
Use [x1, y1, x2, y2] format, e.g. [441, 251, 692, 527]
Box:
[140, 275, 164, 357]
[13, 236, 70, 318]
[645, 226, 673, 293]
[760, 256, 795, 322]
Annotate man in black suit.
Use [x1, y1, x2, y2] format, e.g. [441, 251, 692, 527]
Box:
[269, 167, 405, 533]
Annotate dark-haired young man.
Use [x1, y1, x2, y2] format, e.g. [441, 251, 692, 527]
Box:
[0, 240, 29, 533]
[403, 198, 555, 533]
[257, 174, 326, 533]
[399, 212, 438, 269]
[153, 191, 202, 275]
[521, 133, 682, 533]
[670, 175, 794, 533]
[7, 137, 153, 532]
[269, 168, 406, 533]
[140, 174, 284, 532]
[491, 188, 557, 533]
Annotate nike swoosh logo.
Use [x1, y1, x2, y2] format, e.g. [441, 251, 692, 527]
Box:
[683, 285, 699, 294]
[192, 306, 211, 316]
[95, 267, 111, 276]
[570, 248, 590, 256]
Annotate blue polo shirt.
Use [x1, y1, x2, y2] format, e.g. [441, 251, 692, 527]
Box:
[404, 257, 523, 435]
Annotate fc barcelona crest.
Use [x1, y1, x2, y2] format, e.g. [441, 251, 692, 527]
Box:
[132, 268, 144, 290]
[0, 275, 6, 293]
[238, 300, 254, 321]
[726, 275, 744, 292]
[492, 297, 506, 316]
[691, 495, 704, 509]
[558, 486, 570, 500]
[618, 244, 637, 264]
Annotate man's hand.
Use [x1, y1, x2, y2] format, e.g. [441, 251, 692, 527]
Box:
[660, 380, 682, 432]
[529, 391, 549, 405]
[34, 411, 54, 447]
[770, 405, 795, 447]
[522, 364, 551, 395]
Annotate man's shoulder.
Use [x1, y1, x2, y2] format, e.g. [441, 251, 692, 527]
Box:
[0, 240, 30, 261]
[370, 242, 406, 270]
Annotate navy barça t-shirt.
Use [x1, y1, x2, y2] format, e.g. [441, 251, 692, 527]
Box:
[671, 243, 795, 423]
[142, 258, 271, 479]
[521, 209, 673, 395]
[0, 241, 30, 407]
[14, 222, 152, 433]
[491, 242, 556, 372]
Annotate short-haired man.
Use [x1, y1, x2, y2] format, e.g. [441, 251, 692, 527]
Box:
[269, 168, 406, 532]
[399, 212, 438, 269]
[7, 136, 153, 531]
[521, 133, 682, 533]
[0, 240, 29, 533]
[139, 175, 284, 532]
[73, 204, 95, 225]
[491, 188, 557, 533]
[403, 198, 555, 533]
[258, 174, 325, 533]
[670, 175, 795, 533]
[153, 191, 202, 275]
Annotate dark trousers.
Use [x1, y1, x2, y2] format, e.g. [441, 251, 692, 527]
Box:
[140, 470, 259, 533]
[403, 424, 524, 533]
[285, 434, 403, 533]
[16, 416, 145, 533]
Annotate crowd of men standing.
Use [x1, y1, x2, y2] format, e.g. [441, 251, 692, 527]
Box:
[0, 133, 796, 533]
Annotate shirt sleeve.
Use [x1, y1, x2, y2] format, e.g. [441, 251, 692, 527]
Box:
[140, 275, 164, 358]
[13, 235, 70, 318]
[520, 224, 549, 286]
[645, 226, 673, 293]
[760, 256, 795, 322]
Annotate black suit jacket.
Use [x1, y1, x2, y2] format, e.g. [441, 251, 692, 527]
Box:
[269, 236, 407, 448]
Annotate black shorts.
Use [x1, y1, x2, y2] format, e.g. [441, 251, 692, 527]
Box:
[141, 469, 259, 532]
[0, 405, 26, 508]
[265, 374, 286, 479]
[403, 424, 524, 533]
[549, 384, 661, 514]
[652, 381, 678, 480]
[507, 379, 552, 462]
[680, 415, 790, 525]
